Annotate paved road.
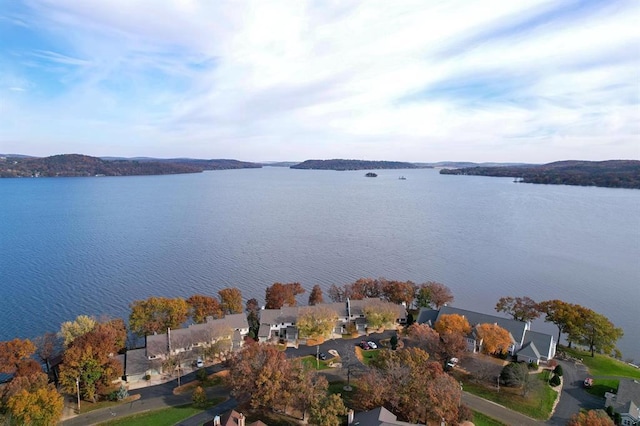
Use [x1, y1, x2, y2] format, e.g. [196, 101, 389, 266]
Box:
[546, 360, 602, 425]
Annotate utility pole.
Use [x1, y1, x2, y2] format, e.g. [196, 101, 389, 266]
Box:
[76, 377, 81, 413]
[316, 345, 319, 369]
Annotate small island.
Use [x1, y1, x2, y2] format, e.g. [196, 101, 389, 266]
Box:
[291, 159, 420, 171]
[439, 160, 640, 189]
[0, 154, 261, 178]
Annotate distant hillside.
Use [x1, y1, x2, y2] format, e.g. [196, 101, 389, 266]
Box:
[421, 161, 532, 168]
[291, 159, 420, 171]
[440, 160, 640, 189]
[101, 157, 262, 170]
[0, 154, 204, 178]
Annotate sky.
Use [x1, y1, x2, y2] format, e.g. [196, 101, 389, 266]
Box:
[0, 0, 638, 163]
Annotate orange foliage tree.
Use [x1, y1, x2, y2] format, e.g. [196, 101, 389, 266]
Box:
[218, 287, 243, 314]
[434, 314, 471, 336]
[567, 410, 614, 426]
[476, 323, 512, 355]
[265, 282, 305, 309]
[187, 294, 224, 323]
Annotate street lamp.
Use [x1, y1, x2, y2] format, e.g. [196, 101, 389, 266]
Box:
[75, 377, 81, 413]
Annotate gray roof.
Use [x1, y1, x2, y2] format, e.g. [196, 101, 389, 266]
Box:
[258, 324, 271, 339]
[517, 341, 541, 360]
[223, 313, 249, 330]
[416, 308, 439, 326]
[612, 379, 640, 419]
[522, 330, 554, 358]
[146, 333, 168, 358]
[436, 306, 528, 345]
[352, 407, 423, 426]
[125, 348, 150, 376]
[260, 306, 299, 325]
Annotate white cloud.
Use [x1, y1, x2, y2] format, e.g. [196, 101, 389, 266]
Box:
[0, 0, 637, 162]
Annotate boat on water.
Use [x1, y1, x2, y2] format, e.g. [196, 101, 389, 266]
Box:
[399, 176, 406, 180]
[365, 172, 378, 177]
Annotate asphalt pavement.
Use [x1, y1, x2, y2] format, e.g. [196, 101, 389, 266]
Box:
[546, 360, 603, 425]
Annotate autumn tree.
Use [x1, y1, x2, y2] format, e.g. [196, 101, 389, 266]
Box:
[357, 347, 463, 425]
[415, 284, 432, 308]
[309, 393, 346, 426]
[6, 386, 64, 426]
[419, 282, 454, 308]
[362, 301, 398, 329]
[577, 309, 623, 357]
[495, 296, 540, 322]
[59, 315, 97, 347]
[265, 282, 305, 309]
[327, 284, 345, 302]
[226, 344, 290, 409]
[345, 278, 382, 299]
[406, 323, 441, 355]
[381, 279, 416, 306]
[245, 298, 260, 338]
[476, 323, 512, 355]
[434, 314, 471, 336]
[187, 294, 223, 323]
[297, 307, 338, 339]
[0, 338, 36, 374]
[499, 362, 528, 387]
[567, 410, 614, 426]
[308, 284, 324, 305]
[218, 287, 243, 314]
[539, 299, 584, 347]
[129, 297, 189, 337]
[33, 332, 61, 374]
[192, 385, 207, 408]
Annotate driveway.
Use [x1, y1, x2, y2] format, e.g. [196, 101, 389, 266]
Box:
[546, 360, 603, 425]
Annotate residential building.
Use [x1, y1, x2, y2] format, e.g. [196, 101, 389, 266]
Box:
[606, 379, 640, 426]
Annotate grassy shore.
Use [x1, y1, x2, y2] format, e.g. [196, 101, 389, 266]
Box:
[98, 398, 225, 426]
[561, 347, 640, 379]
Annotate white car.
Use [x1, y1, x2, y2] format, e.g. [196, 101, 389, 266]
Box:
[196, 357, 204, 368]
[367, 341, 377, 349]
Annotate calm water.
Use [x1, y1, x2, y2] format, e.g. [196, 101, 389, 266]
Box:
[1, 168, 639, 360]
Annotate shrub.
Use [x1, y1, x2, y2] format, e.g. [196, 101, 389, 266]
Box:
[144, 374, 151, 381]
[547, 359, 558, 368]
[549, 374, 561, 386]
[528, 361, 539, 370]
[196, 368, 208, 382]
[553, 364, 563, 377]
[390, 335, 398, 350]
[606, 405, 614, 417]
[192, 386, 207, 408]
[458, 404, 474, 423]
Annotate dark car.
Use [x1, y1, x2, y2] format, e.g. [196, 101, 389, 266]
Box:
[360, 340, 369, 350]
[318, 352, 327, 360]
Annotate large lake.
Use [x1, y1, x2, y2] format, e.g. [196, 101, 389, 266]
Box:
[1, 168, 638, 360]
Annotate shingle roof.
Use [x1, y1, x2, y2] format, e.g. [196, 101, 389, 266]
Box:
[125, 348, 150, 376]
[146, 333, 168, 358]
[522, 330, 554, 358]
[352, 406, 424, 426]
[258, 324, 271, 339]
[416, 308, 439, 326]
[612, 379, 640, 420]
[517, 341, 541, 360]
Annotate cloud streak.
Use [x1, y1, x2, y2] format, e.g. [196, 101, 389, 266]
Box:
[0, 0, 637, 162]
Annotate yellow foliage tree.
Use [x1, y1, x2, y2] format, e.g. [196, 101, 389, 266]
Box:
[297, 307, 339, 339]
[434, 314, 471, 336]
[6, 386, 64, 426]
[476, 323, 512, 355]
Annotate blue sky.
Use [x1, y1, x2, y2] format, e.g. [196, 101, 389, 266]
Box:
[1, 0, 638, 162]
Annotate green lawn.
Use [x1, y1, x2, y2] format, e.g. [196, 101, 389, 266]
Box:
[457, 371, 558, 420]
[472, 411, 507, 426]
[360, 349, 380, 366]
[586, 378, 619, 398]
[98, 398, 225, 426]
[561, 347, 640, 379]
[300, 355, 333, 370]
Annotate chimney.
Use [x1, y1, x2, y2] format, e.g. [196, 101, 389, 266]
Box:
[238, 413, 246, 426]
[347, 409, 354, 425]
[346, 298, 351, 317]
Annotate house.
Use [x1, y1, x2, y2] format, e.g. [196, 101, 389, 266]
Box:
[348, 407, 424, 426]
[204, 409, 268, 426]
[416, 306, 556, 363]
[258, 298, 407, 343]
[145, 314, 250, 360]
[605, 379, 640, 426]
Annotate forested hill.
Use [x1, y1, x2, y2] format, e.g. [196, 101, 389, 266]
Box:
[291, 159, 421, 170]
[439, 160, 640, 189]
[124, 157, 262, 170]
[0, 154, 260, 178]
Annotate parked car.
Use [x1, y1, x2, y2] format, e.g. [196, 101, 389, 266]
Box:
[318, 352, 327, 360]
[584, 378, 593, 388]
[445, 358, 459, 370]
[360, 340, 369, 350]
[196, 357, 204, 368]
[367, 341, 377, 349]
